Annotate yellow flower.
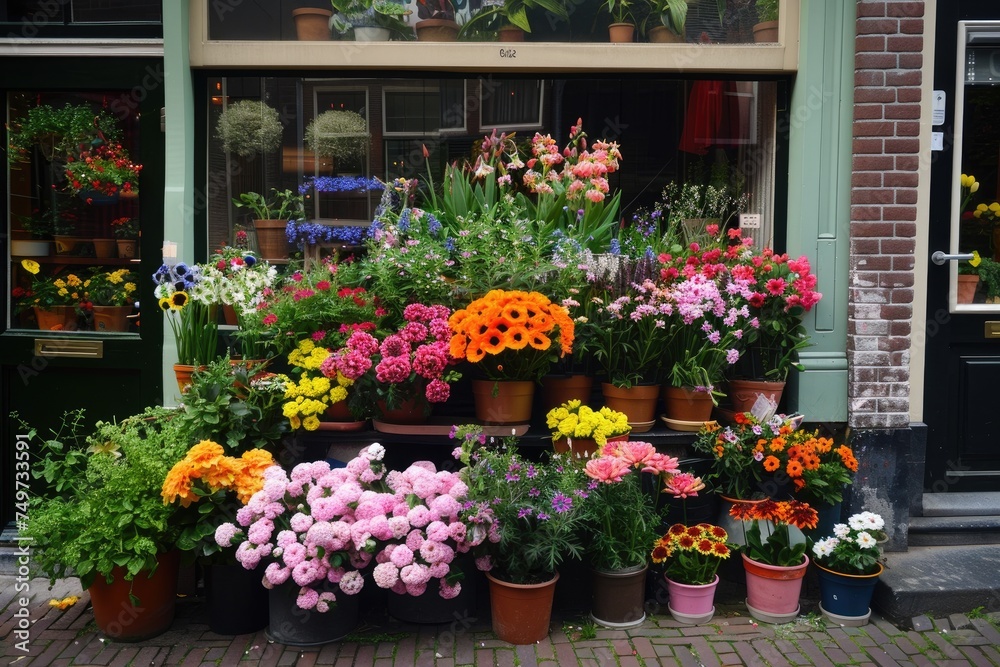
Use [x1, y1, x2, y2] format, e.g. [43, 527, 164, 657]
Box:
[124, 282, 137, 293]
[971, 250, 982, 268]
[302, 415, 320, 431]
[53, 279, 66, 289]
[21, 259, 40, 275]
[66, 274, 82, 287]
[170, 291, 189, 310]
[48, 596, 79, 610]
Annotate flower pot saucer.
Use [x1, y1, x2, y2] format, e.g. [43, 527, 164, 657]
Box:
[316, 420, 368, 432]
[589, 611, 646, 629]
[745, 598, 799, 625]
[372, 417, 529, 437]
[819, 603, 871, 627]
[661, 415, 717, 432]
[667, 604, 714, 626]
[628, 419, 656, 433]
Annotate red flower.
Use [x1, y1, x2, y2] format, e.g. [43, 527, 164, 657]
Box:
[262, 313, 278, 326]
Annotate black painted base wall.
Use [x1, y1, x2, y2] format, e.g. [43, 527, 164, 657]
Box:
[844, 427, 914, 552]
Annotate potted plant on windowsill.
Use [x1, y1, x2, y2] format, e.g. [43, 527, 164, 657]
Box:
[414, 0, 460, 41]
[17, 408, 190, 640]
[232, 188, 304, 261]
[458, 0, 569, 41]
[811, 511, 887, 625]
[957, 252, 981, 303]
[643, 0, 686, 43]
[63, 142, 142, 203]
[975, 256, 1000, 304]
[331, 0, 412, 40]
[753, 0, 778, 42]
[603, 0, 636, 42]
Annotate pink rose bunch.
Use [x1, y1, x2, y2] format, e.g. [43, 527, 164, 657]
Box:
[320, 302, 461, 415]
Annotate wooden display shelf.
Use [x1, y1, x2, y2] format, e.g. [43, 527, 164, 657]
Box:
[12, 255, 138, 265]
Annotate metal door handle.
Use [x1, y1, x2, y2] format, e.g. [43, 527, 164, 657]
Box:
[931, 251, 975, 265]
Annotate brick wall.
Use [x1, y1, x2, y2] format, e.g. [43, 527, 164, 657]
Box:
[849, 0, 924, 429]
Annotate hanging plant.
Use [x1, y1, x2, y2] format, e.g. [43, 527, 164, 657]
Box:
[7, 103, 122, 163]
[215, 100, 284, 158]
[304, 110, 369, 163]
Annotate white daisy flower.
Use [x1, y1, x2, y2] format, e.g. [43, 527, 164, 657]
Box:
[855, 531, 877, 549]
[833, 523, 850, 538]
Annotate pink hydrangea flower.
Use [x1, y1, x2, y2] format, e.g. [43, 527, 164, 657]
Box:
[475, 555, 493, 571]
[388, 516, 410, 539]
[389, 544, 415, 568]
[215, 523, 240, 547]
[315, 591, 337, 613]
[296, 587, 319, 610]
[405, 582, 427, 597]
[407, 505, 431, 528]
[264, 562, 291, 587]
[425, 378, 451, 403]
[373, 562, 400, 589]
[439, 580, 461, 600]
[282, 542, 307, 569]
[339, 570, 364, 595]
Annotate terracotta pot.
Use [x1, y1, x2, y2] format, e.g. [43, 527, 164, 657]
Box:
[552, 432, 627, 459]
[92, 305, 131, 332]
[601, 383, 660, 431]
[957, 274, 979, 303]
[815, 562, 882, 620]
[173, 363, 206, 394]
[541, 374, 594, 413]
[318, 401, 367, 431]
[11, 239, 50, 256]
[53, 235, 85, 255]
[472, 379, 534, 424]
[662, 386, 714, 422]
[590, 564, 647, 628]
[376, 393, 431, 424]
[253, 219, 291, 261]
[648, 25, 683, 43]
[291, 7, 333, 41]
[753, 20, 779, 43]
[92, 238, 116, 258]
[608, 22, 635, 42]
[727, 379, 785, 414]
[222, 304, 239, 326]
[415, 18, 460, 41]
[117, 238, 138, 259]
[498, 25, 525, 41]
[742, 553, 808, 622]
[486, 571, 559, 645]
[666, 574, 719, 625]
[88, 550, 180, 641]
[33, 305, 77, 331]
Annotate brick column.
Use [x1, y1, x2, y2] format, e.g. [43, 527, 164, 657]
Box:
[849, 0, 924, 430]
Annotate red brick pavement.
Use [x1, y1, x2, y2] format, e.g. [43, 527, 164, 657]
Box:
[3, 577, 1000, 667]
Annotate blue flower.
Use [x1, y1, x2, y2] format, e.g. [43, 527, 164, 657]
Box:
[398, 209, 411, 233]
[244, 255, 256, 266]
[609, 239, 621, 255]
[445, 237, 455, 252]
[425, 213, 442, 235]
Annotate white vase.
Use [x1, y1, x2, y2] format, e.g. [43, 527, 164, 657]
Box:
[354, 26, 390, 41]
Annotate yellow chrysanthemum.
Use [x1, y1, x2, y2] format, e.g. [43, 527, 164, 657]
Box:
[21, 259, 40, 275]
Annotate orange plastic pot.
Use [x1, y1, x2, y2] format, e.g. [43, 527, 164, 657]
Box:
[88, 550, 180, 641]
[486, 571, 559, 645]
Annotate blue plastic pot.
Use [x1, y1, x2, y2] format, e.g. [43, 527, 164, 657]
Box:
[815, 563, 882, 617]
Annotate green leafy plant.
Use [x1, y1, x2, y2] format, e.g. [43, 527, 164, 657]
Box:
[330, 0, 412, 37]
[110, 216, 140, 239]
[17, 408, 189, 589]
[602, 0, 634, 24]
[6, 102, 122, 163]
[173, 357, 289, 451]
[976, 257, 1000, 303]
[232, 188, 304, 221]
[644, 0, 687, 35]
[14, 259, 85, 312]
[63, 142, 142, 199]
[458, 0, 568, 36]
[215, 100, 283, 158]
[86, 268, 139, 307]
[756, 0, 778, 23]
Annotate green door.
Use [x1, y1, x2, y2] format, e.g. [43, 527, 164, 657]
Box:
[1, 57, 165, 526]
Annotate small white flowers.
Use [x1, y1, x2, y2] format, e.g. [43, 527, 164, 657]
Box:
[833, 523, 850, 538]
[855, 531, 877, 549]
[812, 537, 839, 558]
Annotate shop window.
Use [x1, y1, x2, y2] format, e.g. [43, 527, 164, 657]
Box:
[7, 91, 142, 333]
[204, 75, 779, 259]
[481, 79, 543, 130]
[0, 0, 161, 25]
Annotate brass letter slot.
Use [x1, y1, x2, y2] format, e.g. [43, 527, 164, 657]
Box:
[987, 322, 1000, 339]
[34, 339, 104, 358]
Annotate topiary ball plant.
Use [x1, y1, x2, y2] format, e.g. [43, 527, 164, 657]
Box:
[304, 110, 370, 164]
[216, 100, 284, 158]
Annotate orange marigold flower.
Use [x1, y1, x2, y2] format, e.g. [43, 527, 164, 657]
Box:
[755, 499, 780, 522]
[161, 462, 196, 507]
[769, 439, 785, 452]
[786, 459, 804, 478]
[186, 440, 225, 468]
[793, 478, 806, 491]
[734, 412, 749, 424]
[763, 455, 780, 472]
[203, 457, 238, 491]
[449, 335, 467, 359]
[803, 455, 821, 471]
[816, 437, 833, 453]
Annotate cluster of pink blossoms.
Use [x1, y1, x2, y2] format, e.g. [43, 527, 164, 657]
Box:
[320, 302, 457, 405]
[215, 443, 495, 611]
[585, 440, 680, 484]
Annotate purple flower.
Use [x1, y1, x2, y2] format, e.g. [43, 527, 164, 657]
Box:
[551, 493, 573, 514]
[517, 507, 533, 519]
[537, 512, 551, 521]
